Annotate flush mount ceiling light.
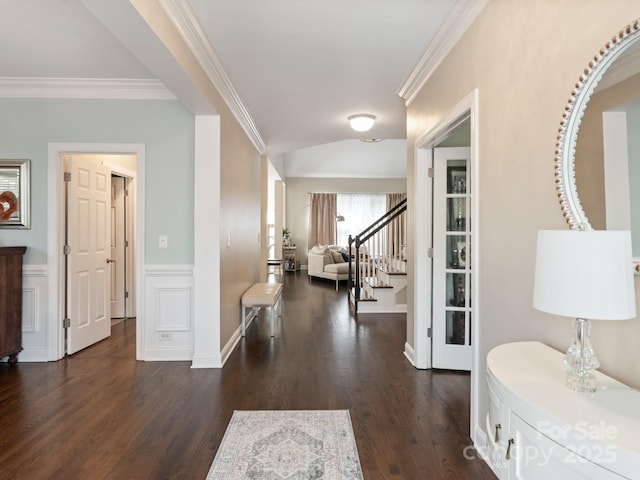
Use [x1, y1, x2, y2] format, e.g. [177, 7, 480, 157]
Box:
[348, 114, 376, 132]
[360, 138, 384, 143]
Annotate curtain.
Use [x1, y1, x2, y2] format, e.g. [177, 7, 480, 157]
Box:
[336, 194, 387, 246]
[308, 193, 337, 249]
[387, 193, 407, 258]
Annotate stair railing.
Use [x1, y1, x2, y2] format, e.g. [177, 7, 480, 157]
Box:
[348, 198, 407, 309]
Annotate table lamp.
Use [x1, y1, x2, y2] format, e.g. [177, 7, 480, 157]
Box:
[533, 230, 636, 393]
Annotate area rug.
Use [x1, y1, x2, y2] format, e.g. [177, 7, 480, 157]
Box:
[206, 410, 364, 480]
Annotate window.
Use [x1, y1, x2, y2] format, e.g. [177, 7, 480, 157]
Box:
[336, 194, 387, 246]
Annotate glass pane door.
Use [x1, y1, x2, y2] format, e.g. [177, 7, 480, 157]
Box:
[432, 148, 472, 370]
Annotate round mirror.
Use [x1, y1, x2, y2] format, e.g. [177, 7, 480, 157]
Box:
[555, 19, 640, 235]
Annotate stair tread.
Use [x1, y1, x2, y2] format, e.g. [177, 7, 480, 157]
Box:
[350, 288, 377, 301]
[364, 277, 393, 288]
[376, 265, 407, 275]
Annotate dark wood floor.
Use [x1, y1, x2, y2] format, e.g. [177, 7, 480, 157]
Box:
[0, 271, 496, 480]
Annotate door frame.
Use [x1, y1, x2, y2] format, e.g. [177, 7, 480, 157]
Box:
[431, 146, 472, 370]
[47, 143, 145, 360]
[105, 166, 137, 319]
[110, 174, 126, 318]
[413, 89, 480, 436]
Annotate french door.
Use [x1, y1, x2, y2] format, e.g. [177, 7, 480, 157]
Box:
[432, 147, 472, 370]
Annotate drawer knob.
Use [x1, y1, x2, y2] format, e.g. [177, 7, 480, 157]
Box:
[506, 438, 515, 460]
[494, 423, 501, 442]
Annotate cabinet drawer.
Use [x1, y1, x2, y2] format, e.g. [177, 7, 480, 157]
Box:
[508, 414, 623, 480]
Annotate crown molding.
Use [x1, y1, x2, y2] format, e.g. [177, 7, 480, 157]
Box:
[594, 44, 640, 93]
[397, 0, 488, 106]
[160, 0, 266, 153]
[0, 77, 176, 99]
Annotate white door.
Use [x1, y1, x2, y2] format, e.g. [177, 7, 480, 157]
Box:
[110, 176, 126, 318]
[67, 155, 112, 354]
[432, 147, 472, 370]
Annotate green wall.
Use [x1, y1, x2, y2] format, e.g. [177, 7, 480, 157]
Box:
[0, 98, 194, 265]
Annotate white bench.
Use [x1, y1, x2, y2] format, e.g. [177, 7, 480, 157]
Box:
[241, 283, 283, 337]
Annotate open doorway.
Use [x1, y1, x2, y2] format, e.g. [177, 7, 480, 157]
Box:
[412, 90, 480, 437]
[110, 174, 129, 324]
[63, 154, 137, 354]
[47, 143, 145, 361]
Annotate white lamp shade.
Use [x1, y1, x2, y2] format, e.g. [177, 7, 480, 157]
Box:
[533, 230, 636, 320]
[348, 114, 376, 132]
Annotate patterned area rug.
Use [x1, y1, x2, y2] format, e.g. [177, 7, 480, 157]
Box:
[206, 410, 363, 480]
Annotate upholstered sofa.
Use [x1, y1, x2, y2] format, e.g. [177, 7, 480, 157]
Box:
[307, 245, 351, 290]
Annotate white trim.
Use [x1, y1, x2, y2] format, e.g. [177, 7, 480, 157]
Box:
[23, 265, 48, 276]
[602, 112, 632, 231]
[191, 115, 222, 369]
[143, 347, 194, 361]
[47, 143, 146, 361]
[146, 265, 194, 276]
[594, 40, 640, 93]
[413, 89, 480, 441]
[102, 160, 137, 318]
[0, 77, 175, 100]
[413, 146, 432, 369]
[403, 341, 416, 366]
[220, 328, 242, 367]
[160, 0, 265, 153]
[18, 265, 48, 362]
[397, 0, 488, 106]
[469, 89, 481, 445]
[472, 425, 491, 468]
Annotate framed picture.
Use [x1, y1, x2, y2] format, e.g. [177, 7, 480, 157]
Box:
[0, 159, 30, 229]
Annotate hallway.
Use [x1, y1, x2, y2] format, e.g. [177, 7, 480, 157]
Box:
[0, 271, 495, 479]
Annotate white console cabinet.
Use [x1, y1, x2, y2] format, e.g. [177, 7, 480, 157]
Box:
[486, 342, 640, 479]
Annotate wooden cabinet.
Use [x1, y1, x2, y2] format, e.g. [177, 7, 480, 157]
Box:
[0, 246, 26, 364]
[486, 342, 640, 479]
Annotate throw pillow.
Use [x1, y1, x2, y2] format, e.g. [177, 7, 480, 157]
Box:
[310, 245, 330, 255]
[340, 251, 350, 262]
[331, 250, 343, 263]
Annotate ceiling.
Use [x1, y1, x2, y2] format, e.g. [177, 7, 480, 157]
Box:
[0, 0, 480, 156]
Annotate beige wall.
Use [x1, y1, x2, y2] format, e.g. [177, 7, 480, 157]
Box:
[407, 0, 640, 432]
[132, 0, 261, 350]
[218, 118, 261, 345]
[285, 177, 406, 265]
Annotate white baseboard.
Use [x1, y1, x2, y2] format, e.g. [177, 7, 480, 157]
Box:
[191, 352, 223, 368]
[472, 423, 495, 473]
[404, 342, 416, 366]
[14, 349, 48, 362]
[216, 309, 257, 367]
[143, 346, 194, 361]
[220, 328, 242, 367]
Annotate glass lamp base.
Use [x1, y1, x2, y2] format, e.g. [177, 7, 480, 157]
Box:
[566, 370, 596, 393]
[564, 318, 600, 393]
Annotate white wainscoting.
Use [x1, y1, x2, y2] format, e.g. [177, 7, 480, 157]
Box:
[12, 264, 197, 363]
[144, 265, 195, 361]
[20, 265, 49, 362]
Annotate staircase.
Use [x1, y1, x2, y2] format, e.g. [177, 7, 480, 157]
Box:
[348, 198, 407, 313]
